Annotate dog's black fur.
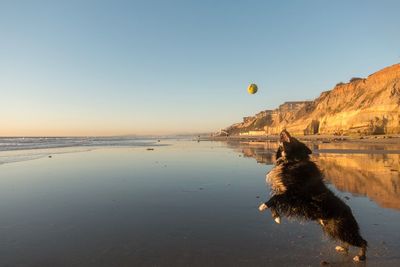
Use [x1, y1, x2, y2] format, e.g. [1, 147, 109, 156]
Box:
[259, 130, 367, 261]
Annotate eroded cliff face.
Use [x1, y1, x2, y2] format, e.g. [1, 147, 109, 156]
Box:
[225, 64, 400, 135]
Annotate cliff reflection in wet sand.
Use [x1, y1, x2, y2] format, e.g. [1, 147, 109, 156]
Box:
[228, 141, 400, 210]
[318, 153, 400, 210]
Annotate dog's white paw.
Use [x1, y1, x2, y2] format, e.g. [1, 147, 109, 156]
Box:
[274, 216, 281, 224]
[258, 203, 268, 212]
[353, 255, 366, 262]
[335, 246, 348, 253]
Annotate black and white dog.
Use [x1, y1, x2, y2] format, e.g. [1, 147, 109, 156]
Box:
[259, 130, 367, 262]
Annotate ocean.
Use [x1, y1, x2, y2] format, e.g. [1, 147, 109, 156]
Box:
[0, 136, 164, 165]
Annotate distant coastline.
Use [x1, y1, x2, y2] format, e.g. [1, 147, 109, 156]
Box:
[205, 133, 400, 145]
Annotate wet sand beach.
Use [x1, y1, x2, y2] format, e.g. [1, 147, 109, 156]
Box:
[0, 140, 399, 266]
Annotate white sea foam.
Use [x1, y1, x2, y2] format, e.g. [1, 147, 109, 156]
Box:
[0, 137, 163, 165]
[0, 137, 163, 151]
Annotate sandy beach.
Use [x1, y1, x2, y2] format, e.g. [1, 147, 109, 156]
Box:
[0, 139, 399, 266]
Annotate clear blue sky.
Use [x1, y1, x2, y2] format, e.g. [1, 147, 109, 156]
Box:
[1, 0, 399, 136]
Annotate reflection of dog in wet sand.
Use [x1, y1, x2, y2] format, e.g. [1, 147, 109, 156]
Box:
[258, 130, 367, 262]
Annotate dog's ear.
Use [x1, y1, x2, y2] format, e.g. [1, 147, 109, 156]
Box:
[280, 130, 291, 143]
[305, 146, 312, 155]
[276, 146, 282, 160]
[294, 142, 312, 158]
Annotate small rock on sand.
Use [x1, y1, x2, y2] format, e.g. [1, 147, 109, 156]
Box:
[146, 148, 154, 151]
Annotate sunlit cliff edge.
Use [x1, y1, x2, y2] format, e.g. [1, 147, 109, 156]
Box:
[222, 63, 400, 136]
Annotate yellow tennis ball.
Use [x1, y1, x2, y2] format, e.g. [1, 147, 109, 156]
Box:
[247, 83, 258, 94]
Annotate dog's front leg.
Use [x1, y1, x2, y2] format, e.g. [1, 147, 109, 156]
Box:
[259, 194, 285, 210]
[258, 195, 281, 224]
[258, 196, 276, 211]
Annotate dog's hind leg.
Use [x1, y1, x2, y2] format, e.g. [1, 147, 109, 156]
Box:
[353, 244, 367, 262]
[335, 243, 349, 253]
[342, 235, 367, 261]
[344, 233, 367, 261]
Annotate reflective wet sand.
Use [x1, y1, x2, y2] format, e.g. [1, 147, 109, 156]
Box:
[0, 140, 399, 266]
[231, 141, 400, 210]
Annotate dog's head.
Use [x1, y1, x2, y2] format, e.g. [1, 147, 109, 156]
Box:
[276, 130, 312, 162]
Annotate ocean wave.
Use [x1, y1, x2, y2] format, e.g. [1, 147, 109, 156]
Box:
[0, 137, 159, 152]
[0, 137, 166, 165]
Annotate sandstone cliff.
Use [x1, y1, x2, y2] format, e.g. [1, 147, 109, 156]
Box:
[224, 63, 400, 136]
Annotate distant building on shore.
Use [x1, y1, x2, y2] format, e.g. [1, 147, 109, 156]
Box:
[239, 131, 266, 136]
